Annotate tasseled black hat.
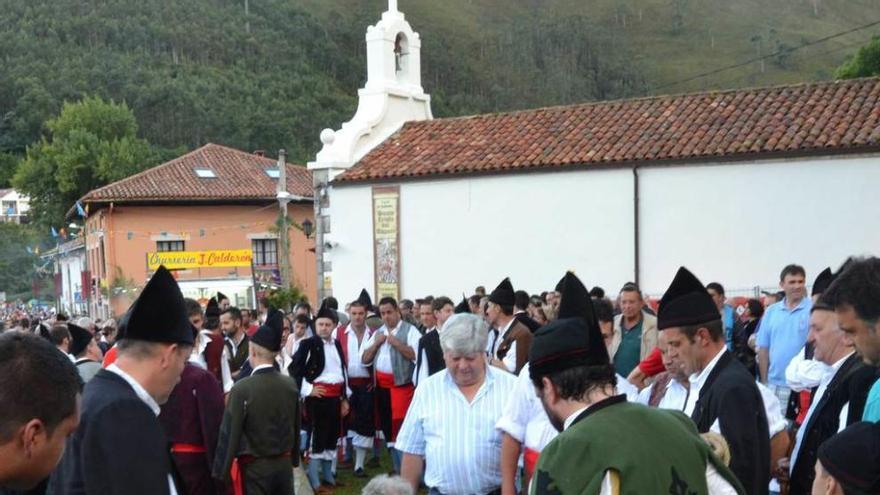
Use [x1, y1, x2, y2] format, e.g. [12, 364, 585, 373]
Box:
[811, 267, 833, 297]
[67, 323, 93, 357]
[454, 296, 470, 314]
[217, 291, 228, 302]
[356, 288, 374, 310]
[657, 267, 720, 330]
[817, 422, 880, 493]
[205, 297, 221, 319]
[529, 272, 609, 380]
[251, 308, 284, 352]
[489, 277, 515, 307]
[315, 300, 339, 324]
[120, 265, 194, 345]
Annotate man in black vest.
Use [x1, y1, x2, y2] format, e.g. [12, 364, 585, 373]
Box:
[53, 265, 194, 495]
[659, 267, 770, 495]
[785, 288, 875, 493]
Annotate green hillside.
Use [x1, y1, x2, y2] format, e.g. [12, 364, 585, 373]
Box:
[1, 0, 877, 170]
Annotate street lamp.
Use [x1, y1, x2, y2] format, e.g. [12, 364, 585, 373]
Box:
[301, 218, 313, 239]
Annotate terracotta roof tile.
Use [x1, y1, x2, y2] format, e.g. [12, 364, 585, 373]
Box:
[338, 78, 880, 183]
[81, 143, 312, 203]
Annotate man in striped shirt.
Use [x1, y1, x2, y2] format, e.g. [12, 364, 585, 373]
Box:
[397, 313, 516, 495]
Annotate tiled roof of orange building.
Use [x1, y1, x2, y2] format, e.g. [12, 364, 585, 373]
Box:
[81, 143, 313, 203]
[336, 78, 880, 182]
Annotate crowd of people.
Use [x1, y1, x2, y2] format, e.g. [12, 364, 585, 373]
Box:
[1, 257, 879, 495]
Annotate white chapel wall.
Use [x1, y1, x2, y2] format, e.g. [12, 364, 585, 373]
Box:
[638, 154, 880, 296]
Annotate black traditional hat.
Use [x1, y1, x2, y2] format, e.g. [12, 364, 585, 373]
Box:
[67, 323, 93, 357]
[554, 276, 565, 293]
[529, 272, 609, 380]
[454, 296, 470, 314]
[817, 422, 880, 493]
[356, 288, 373, 309]
[205, 297, 221, 319]
[32, 322, 51, 341]
[217, 291, 229, 302]
[811, 267, 834, 297]
[657, 267, 720, 330]
[488, 277, 515, 307]
[251, 308, 284, 352]
[315, 300, 339, 324]
[120, 265, 193, 345]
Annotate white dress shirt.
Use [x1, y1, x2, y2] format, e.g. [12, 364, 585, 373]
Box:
[396, 366, 517, 495]
[684, 347, 727, 417]
[360, 322, 420, 374]
[341, 325, 372, 378]
[785, 346, 831, 392]
[637, 377, 690, 411]
[496, 362, 558, 452]
[190, 330, 233, 393]
[106, 364, 178, 495]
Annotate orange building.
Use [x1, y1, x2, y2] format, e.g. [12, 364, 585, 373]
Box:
[75, 144, 316, 318]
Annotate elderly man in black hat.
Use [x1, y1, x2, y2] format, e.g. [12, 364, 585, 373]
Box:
[53, 265, 194, 495]
[528, 271, 743, 495]
[812, 421, 880, 495]
[213, 308, 301, 495]
[487, 278, 533, 374]
[660, 267, 770, 495]
[67, 323, 103, 383]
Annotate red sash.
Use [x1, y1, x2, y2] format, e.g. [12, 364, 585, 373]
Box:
[376, 371, 414, 441]
[170, 443, 206, 454]
[315, 382, 344, 398]
[524, 447, 541, 480]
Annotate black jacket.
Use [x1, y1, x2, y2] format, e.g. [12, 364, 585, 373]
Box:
[691, 350, 770, 495]
[789, 353, 876, 494]
[288, 336, 347, 392]
[51, 369, 179, 495]
[514, 312, 541, 333]
[416, 330, 445, 382]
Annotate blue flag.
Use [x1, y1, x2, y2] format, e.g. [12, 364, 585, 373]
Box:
[75, 201, 87, 217]
[50, 226, 58, 238]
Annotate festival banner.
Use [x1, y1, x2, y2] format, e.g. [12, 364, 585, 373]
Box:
[146, 249, 253, 270]
[372, 186, 401, 301]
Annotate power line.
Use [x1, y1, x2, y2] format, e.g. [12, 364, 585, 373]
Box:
[654, 19, 880, 92]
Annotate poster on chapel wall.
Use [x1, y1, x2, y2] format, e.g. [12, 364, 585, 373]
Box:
[372, 186, 401, 301]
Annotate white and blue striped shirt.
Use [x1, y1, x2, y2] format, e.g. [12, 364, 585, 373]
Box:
[396, 365, 516, 495]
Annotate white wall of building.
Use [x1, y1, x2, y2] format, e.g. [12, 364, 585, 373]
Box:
[638, 154, 880, 295]
[326, 153, 880, 301]
[327, 169, 634, 300]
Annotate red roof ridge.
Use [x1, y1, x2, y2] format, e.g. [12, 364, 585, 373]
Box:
[337, 77, 880, 183]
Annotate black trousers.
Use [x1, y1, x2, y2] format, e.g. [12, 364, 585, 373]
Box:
[374, 385, 393, 443]
[243, 457, 293, 495]
[305, 396, 341, 454]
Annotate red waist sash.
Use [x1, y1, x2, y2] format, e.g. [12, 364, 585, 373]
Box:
[524, 447, 541, 480]
[170, 443, 206, 454]
[314, 382, 344, 398]
[232, 451, 291, 495]
[349, 377, 372, 388]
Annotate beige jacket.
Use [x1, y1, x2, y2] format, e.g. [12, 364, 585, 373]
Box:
[610, 311, 658, 362]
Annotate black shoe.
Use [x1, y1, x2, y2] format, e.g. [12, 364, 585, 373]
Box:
[366, 457, 381, 468]
[354, 468, 367, 478]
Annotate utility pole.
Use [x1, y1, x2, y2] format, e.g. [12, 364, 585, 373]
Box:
[276, 150, 292, 290]
[244, 0, 250, 33]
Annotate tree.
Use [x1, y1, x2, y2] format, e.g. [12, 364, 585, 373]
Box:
[0, 152, 17, 187]
[835, 36, 880, 79]
[13, 96, 158, 228]
[0, 223, 39, 297]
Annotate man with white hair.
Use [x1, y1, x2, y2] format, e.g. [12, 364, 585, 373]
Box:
[397, 313, 516, 495]
[361, 474, 413, 495]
